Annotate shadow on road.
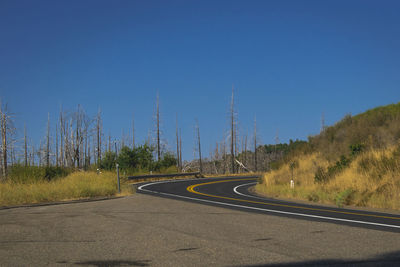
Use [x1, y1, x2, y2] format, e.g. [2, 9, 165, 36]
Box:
[73, 259, 151, 267]
[245, 250, 400, 267]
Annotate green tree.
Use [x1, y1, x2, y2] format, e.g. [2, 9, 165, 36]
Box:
[100, 151, 116, 170]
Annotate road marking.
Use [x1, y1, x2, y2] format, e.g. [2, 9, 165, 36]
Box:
[233, 182, 259, 198]
[138, 179, 400, 229]
[187, 179, 400, 221]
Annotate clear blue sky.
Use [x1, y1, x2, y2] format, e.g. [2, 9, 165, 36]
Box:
[1, 0, 400, 161]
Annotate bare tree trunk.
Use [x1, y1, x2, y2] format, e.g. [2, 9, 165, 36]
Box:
[254, 116, 257, 172]
[38, 141, 42, 167]
[222, 139, 226, 174]
[75, 107, 80, 168]
[176, 114, 180, 171]
[195, 120, 202, 173]
[55, 123, 59, 167]
[156, 92, 161, 161]
[24, 123, 28, 167]
[46, 113, 50, 167]
[244, 134, 247, 169]
[96, 108, 102, 167]
[1, 109, 7, 178]
[230, 87, 236, 174]
[88, 135, 92, 167]
[59, 109, 64, 167]
[132, 114, 135, 149]
[30, 145, 34, 166]
[84, 127, 88, 170]
[108, 134, 111, 153]
[179, 128, 182, 170]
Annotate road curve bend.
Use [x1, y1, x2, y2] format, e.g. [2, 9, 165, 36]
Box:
[137, 176, 400, 232]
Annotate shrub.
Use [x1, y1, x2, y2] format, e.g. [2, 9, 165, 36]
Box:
[8, 165, 72, 183]
[349, 143, 364, 157]
[335, 189, 355, 208]
[314, 166, 328, 183]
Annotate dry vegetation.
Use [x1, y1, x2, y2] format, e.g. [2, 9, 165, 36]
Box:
[257, 147, 400, 210]
[0, 171, 132, 207]
[257, 102, 400, 211]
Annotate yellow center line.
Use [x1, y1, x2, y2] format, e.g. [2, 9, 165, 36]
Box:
[186, 179, 400, 221]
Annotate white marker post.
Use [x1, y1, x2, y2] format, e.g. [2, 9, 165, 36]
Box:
[290, 179, 294, 189]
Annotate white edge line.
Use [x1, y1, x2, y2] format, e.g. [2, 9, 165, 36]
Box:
[233, 182, 262, 199]
[138, 180, 400, 229]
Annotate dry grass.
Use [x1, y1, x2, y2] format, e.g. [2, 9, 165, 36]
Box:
[0, 171, 133, 207]
[257, 148, 400, 211]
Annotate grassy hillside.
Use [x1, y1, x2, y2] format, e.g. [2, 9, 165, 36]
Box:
[257, 102, 400, 211]
[309, 102, 400, 160]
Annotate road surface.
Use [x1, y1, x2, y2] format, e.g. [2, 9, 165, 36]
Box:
[0, 176, 399, 266]
[137, 176, 400, 233]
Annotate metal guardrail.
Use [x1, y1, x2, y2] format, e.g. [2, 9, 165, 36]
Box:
[128, 172, 201, 181]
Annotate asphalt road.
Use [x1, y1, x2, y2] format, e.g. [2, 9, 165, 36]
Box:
[1, 176, 399, 266]
[137, 176, 400, 233]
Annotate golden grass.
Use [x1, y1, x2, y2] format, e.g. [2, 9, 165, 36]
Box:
[257, 148, 400, 211]
[0, 171, 133, 207]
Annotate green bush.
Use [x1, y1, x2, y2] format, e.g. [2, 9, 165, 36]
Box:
[100, 151, 117, 170]
[335, 189, 355, 208]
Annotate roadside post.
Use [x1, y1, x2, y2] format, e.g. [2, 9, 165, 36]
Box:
[290, 161, 295, 189]
[116, 163, 120, 194]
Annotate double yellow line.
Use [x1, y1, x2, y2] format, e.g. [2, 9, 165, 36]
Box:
[187, 178, 400, 221]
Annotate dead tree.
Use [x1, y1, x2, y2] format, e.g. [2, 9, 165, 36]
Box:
[156, 92, 161, 161]
[195, 119, 203, 173]
[230, 87, 237, 174]
[1, 107, 7, 178]
[176, 114, 180, 171]
[244, 134, 248, 169]
[59, 108, 64, 167]
[24, 123, 28, 167]
[179, 128, 182, 170]
[96, 108, 102, 166]
[55, 123, 59, 167]
[254, 116, 257, 172]
[132, 114, 135, 149]
[108, 133, 111, 153]
[222, 138, 227, 174]
[46, 113, 50, 167]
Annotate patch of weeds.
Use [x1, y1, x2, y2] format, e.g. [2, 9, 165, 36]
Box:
[335, 189, 355, 208]
[307, 192, 320, 202]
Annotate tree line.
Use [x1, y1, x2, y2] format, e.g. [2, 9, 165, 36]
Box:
[0, 90, 299, 180]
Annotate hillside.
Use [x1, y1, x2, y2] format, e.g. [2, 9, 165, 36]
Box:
[309, 102, 400, 160]
[257, 102, 400, 211]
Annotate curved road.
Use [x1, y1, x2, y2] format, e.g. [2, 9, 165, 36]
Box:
[137, 176, 400, 233]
